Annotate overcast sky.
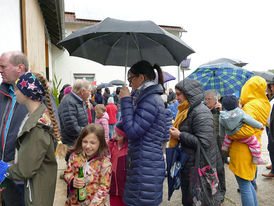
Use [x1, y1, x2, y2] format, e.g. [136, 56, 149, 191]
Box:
[65, 0, 274, 73]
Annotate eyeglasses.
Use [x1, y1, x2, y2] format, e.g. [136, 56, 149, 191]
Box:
[205, 97, 214, 101]
[127, 76, 136, 84]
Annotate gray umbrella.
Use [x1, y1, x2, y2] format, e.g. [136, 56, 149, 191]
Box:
[253, 71, 274, 82]
[59, 17, 194, 80]
[201, 58, 248, 67]
[96, 83, 113, 90]
[109, 80, 125, 85]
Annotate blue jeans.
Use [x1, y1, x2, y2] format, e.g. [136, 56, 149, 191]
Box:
[235, 175, 258, 206]
[116, 111, 121, 122]
[109, 124, 115, 139]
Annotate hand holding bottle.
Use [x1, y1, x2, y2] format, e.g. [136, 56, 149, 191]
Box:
[77, 166, 87, 202]
[73, 176, 85, 189]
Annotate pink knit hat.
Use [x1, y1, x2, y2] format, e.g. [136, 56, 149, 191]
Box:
[64, 86, 72, 95]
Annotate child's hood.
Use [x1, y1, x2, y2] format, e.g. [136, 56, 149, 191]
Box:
[37, 109, 52, 127]
[102, 112, 109, 120]
[219, 107, 244, 130]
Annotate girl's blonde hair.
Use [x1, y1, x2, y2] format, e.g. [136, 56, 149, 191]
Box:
[95, 104, 106, 119]
[33, 73, 67, 157]
[71, 124, 109, 158]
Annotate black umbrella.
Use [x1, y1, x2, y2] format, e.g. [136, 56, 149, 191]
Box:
[59, 17, 194, 80]
[96, 83, 113, 90]
[109, 79, 125, 85]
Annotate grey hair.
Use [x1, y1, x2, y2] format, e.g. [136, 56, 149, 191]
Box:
[205, 90, 220, 101]
[5, 51, 29, 72]
[72, 79, 91, 94]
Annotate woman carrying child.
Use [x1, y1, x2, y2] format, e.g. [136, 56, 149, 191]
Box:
[228, 76, 271, 206]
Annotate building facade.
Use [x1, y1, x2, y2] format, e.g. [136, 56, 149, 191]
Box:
[0, 0, 64, 82]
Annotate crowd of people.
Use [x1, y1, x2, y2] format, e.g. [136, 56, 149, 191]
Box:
[0, 50, 273, 206]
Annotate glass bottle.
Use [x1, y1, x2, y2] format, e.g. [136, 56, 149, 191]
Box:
[77, 166, 86, 202]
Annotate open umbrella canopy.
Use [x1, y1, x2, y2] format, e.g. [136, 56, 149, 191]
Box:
[96, 83, 113, 90]
[163, 71, 176, 83]
[201, 58, 248, 67]
[187, 63, 253, 96]
[253, 71, 274, 83]
[59, 17, 194, 68]
[109, 79, 125, 85]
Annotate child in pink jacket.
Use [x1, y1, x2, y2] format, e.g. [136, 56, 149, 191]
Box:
[95, 104, 109, 141]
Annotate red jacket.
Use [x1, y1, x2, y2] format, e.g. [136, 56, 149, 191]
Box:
[107, 139, 128, 197]
[106, 103, 117, 124]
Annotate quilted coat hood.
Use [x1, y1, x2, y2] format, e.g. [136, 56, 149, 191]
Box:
[175, 78, 203, 111]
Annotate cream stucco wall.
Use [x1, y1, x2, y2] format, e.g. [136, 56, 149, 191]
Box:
[52, 44, 126, 87]
[24, 0, 46, 74]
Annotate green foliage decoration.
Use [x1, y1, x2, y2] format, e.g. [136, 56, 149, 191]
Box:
[51, 74, 62, 107]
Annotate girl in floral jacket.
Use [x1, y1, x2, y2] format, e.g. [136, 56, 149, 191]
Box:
[64, 124, 112, 206]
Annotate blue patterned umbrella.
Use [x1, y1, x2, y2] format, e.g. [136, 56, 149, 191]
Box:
[187, 63, 254, 96]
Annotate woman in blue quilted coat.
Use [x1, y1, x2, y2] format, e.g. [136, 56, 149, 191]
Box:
[119, 60, 166, 206]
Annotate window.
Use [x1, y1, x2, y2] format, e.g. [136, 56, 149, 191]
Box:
[74, 73, 95, 82]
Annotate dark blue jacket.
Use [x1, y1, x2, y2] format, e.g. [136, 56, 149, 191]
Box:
[58, 93, 88, 146]
[0, 83, 28, 162]
[121, 84, 166, 206]
[164, 108, 173, 142]
[95, 92, 103, 104]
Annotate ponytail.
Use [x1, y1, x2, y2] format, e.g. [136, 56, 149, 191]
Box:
[33, 73, 67, 157]
[153, 64, 165, 93]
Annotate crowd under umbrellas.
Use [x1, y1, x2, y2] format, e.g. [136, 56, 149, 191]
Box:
[57, 16, 274, 206]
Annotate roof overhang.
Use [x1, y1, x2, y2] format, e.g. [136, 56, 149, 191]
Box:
[65, 12, 187, 33]
[37, 0, 65, 48]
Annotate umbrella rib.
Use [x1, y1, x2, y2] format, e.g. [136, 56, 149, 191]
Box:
[102, 33, 124, 65]
[130, 33, 142, 59]
[139, 33, 179, 64]
[72, 32, 121, 65]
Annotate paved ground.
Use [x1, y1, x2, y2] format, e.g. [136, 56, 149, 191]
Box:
[54, 130, 274, 206]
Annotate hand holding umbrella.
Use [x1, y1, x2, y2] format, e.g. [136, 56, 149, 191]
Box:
[119, 85, 130, 98]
